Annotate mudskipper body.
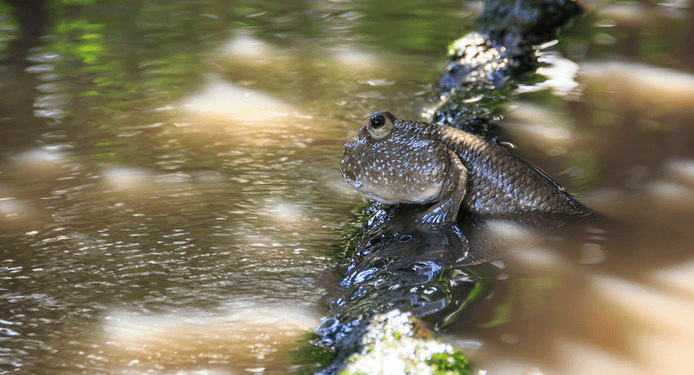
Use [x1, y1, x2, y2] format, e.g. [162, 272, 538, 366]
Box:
[340, 111, 583, 224]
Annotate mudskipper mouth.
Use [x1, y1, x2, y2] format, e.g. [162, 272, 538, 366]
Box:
[340, 165, 356, 183]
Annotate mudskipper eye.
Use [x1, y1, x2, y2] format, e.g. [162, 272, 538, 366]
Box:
[366, 111, 395, 140]
[370, 114, 386, 129]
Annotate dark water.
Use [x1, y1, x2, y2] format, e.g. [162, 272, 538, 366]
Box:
[0, 0, 693, 374]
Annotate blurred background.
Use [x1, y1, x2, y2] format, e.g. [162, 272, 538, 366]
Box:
[0, 0, 693, 374]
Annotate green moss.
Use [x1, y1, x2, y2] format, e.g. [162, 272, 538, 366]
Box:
[331, 202, 375, 265]
[428, 350, 471, 375]
[290, 333, 335, 375]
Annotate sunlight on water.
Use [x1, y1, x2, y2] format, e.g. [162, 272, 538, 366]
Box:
[100, 166, 154, 192]
[102, 301, 320, 374]
[180, 79, 307, 127]
[581, 62, 694, 114]
[502, 102, 574, 156]
[223, 30, 292, 67]
[516, 51, 581, 99]
[327, 46, 383, 73]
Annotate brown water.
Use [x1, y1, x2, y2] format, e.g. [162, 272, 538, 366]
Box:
[0, 0, 693, 374]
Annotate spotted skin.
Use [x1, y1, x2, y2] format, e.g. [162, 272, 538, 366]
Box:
[340, 111, 582, 224]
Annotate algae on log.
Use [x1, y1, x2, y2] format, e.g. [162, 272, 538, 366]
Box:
[429, 0, 583, 138]
[311, 0, 585, 374]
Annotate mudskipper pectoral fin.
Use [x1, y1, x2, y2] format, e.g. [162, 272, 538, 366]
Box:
[416, 150, 468, 225]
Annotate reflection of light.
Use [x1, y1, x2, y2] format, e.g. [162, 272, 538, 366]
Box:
[223, 32, 273, 63]
[503, 102, 573, 155]
[517, 52, 580, 99]
[645, 181, 694, 211]
[262, 199, 305, 224]
[537, 52, 580, 99]
[581, 62, 694, 114]
[10, 147, 67, 174]
[101, 166, 151, 191]
[580, 243, 606, 265]
[551, 338, 643, 374]
[0, 198, 28, 219]
[593, 32, 617, 45]
[12, 147, 64, 164]
[26, 52, 69, 121]
[510, 246, 567, 273]
[597, 2, 649, 29]
[480, 219, 540, 252]
[589, 273, 694, 375]
[666, 159, 694, 187]
[581, 188, 631, 219]
[180, 78, 306, 127]
[103, 301, 320, 370]
[651, 258, 694, 298]
[329, 46, 380, 72]
[358, 79, 395, 86]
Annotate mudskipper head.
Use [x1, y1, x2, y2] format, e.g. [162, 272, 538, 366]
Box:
[339, 111, 397, 188]
[339, 111, 448, 206]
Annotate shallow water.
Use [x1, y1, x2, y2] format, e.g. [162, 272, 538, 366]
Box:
[0, 0, 693, 374]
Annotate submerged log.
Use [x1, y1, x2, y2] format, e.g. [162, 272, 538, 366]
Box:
[312, 1, 585, 374]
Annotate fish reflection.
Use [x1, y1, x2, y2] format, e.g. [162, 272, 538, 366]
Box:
[318, 204, 584, 354]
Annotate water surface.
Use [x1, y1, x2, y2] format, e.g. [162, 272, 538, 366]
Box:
[0, 0, 693, 374]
